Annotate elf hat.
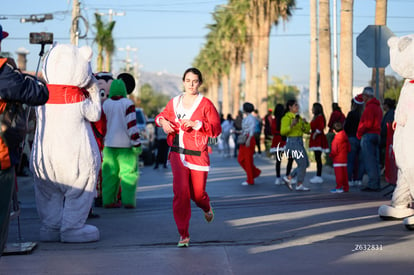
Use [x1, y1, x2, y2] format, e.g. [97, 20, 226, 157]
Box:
[109, 79, 127, 98]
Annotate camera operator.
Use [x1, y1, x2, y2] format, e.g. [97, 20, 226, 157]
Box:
[0, 24, 49, 256]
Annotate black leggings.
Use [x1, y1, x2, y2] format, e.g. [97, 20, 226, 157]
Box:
[285, 157, 294, 176]
[314, 151, 322, 176]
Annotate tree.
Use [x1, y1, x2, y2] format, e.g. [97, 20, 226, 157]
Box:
[246, 0, 296, 116]
[338, 0, 354, 115]
[267, 76, 300, 109]
[308, 0, 318, 118]
[318, 0, 333, 117]
[371, 0, 387, 103]
[383, 75, 403, 102]
[93, 13, 116, 72]
[137, 83, 170, 118]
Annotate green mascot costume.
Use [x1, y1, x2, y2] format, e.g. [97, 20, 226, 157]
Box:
[101, 79, 141, 208]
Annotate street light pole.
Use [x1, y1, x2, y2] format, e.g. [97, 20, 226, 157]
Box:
[71, 0, 80, 46]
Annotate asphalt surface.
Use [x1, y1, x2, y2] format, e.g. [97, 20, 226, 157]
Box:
[0, 149, 412, 275]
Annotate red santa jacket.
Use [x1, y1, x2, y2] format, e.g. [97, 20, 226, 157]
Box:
[309, 114, 329, 152]
[155, 94, 221, 171]
[356, 97, 383, 139]
[329, 130, 351, 165]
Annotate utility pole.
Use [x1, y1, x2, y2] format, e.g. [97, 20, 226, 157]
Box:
[96, 9, 125, 22]
[332, 0, 338, 103]
[118, 45, 137, 72]
[71, 0, 80, 46]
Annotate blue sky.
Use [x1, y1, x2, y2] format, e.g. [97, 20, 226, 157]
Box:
[1, 0, 413, 88]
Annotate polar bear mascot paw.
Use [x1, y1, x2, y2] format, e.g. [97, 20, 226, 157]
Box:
[378, 204, 414, 221]
[377, 34, 414, 230]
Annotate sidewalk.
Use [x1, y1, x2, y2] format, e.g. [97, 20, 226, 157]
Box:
[0, 151, 409, 275]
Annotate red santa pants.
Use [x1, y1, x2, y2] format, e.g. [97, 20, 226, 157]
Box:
[238, 138, 261, 184]
[334, 164, 349, 192]
[169, 152, 211, 238]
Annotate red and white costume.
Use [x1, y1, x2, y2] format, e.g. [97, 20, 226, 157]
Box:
[309, 114, 329, 152]
[155, 94, 221, 238]
[329, 130, 351, 191]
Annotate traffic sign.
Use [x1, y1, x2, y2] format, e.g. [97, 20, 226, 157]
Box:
[357, 25, 395, 68]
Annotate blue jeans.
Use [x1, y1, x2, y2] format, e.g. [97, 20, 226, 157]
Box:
[360, 133, 381, 189]
[347, 136, 364, 181]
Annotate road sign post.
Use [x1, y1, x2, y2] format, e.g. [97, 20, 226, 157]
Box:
[357, 25, 395, 98]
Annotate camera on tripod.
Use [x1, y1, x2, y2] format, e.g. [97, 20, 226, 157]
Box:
[29, 32, 53, 45]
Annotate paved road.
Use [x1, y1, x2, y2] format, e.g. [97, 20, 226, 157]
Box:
[1, 150, 412, 275]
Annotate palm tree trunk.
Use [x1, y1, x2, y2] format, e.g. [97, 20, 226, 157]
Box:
[230, 59, 242, 115]
[339, 0, 354, 115]
[105, 51, 111, 72]
[97, 45, 104, 72]
[309, 0, 318, 118]
[319, 0, 333, 117]
[221, 74, 230, 116]
[371, 0, 387, 102]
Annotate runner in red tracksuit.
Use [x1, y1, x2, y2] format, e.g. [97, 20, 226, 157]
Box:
[329, 123, 351, 192]
[155, 68, 221, 247]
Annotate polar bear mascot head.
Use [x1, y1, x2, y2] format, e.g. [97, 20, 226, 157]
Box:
[42, 43, 93, 87]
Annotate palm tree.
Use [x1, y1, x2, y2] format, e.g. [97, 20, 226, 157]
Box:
[319, 0, 333, 117]
[309, 0, 318, 118]
[246, 0, 296, 116]
[93, 13, 116, 72]
[371, 0, 387, 102]
[338, 0, 354, 115]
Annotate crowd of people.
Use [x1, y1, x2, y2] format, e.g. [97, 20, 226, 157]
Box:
[218, 86, 395, 194]
[0, 20, 397, 251]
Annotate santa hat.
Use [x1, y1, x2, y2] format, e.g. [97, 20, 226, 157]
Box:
[353, 94, 364, 105]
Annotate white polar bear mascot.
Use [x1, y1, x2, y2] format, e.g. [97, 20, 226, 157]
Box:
[30, 43, 102, 242]
[378, 34, 414, 230]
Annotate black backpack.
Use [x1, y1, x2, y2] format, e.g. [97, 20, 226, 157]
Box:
[0, 102, 28, 150]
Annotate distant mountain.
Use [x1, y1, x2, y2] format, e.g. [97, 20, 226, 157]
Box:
[139, 71, 182, 97]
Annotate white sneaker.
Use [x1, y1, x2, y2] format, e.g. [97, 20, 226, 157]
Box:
[241, 181, 249, 186]
[309, 176, 323, 184]
[282, 176, 293, 191]
[296, 184, 310, 191]
[275, 177, 282, 185]
[348, 181, 355, 187]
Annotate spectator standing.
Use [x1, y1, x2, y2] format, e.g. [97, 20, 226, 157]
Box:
[329, 122, 351, 193]
[238, 103, 262, 186]
[357, 87, 383, 191]
[233, 110, 243, 158]
[0, 24, 49, 256]
[326, 102, 346, 166]
[308, 102, 329, 184]
[154, 124, 169, 169]
[380, 98, 396, 169]
[220, 114, 234, 158]
[270, 104, 286, 185]
[328, 102, 346, 132]
[263, 109, 274, 156]
[252, 109, 263, 155]
[344, 94, 365, 187]
[281, 99, 311, 191]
